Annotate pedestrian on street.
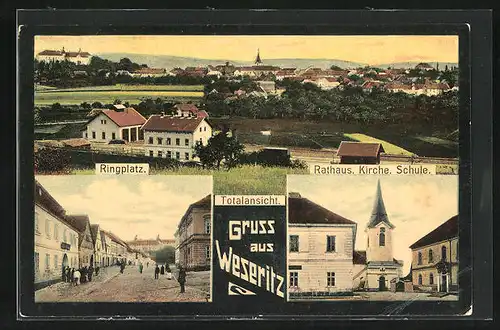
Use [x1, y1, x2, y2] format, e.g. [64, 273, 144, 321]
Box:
[95, 266, 100, 276]
[139, 263, 143, 274]
[160, 265, 165, 275]
[178, 267, 186, 293]
[70, 268, 75, 284]
[154, 265, 160, 279]
[120, 262, 125, 274]
[73, 269, 81, 286]
[147, 262, 149, 268]
[88, 265, 94, 282]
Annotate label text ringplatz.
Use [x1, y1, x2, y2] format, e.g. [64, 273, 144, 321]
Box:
[96, 163, 149, 175]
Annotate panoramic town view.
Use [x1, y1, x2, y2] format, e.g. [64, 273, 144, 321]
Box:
[34, 35, 459, 192]
[34, 175, 212, 302]
[287, 175, 458, 301]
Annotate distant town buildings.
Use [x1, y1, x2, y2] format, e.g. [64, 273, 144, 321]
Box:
[37, 48, 91, 65]
[336, 142, 385, 165]
[126, 235, 175, 256]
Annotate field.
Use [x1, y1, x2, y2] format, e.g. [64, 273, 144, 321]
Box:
[343, 133, 415, 156]
[35, 84, 204, 105]
[72, 165, 309, 194]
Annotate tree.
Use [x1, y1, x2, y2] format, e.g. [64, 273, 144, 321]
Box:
[152, 246, 175, 264]
[330, 65, 343, 70]
[194, 132, 244, 170]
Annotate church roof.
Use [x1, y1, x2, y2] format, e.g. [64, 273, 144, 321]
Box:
[367, 180, 394, 229]
[255, 49, 262, 64]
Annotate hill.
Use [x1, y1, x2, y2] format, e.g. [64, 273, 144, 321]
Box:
[374, 61, 458, 69]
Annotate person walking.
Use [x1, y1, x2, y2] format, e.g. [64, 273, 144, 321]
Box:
[139, 263, 143, 274]
[154, 264, 160, 279]
[73, 269, 81, 286]
[147, 262, 149, 268]
[178, 267, 186, 293]
[88, 265, 94, 282]
[160, 265, 165, 275]
[70, 268, 75, 284]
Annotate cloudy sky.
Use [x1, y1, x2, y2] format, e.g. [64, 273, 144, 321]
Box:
[287, 175, 458, 275]
[34, 35, 458, 65]
[35, 175, 212, 242]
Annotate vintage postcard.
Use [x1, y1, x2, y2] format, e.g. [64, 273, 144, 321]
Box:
[30, 33, 463, 314]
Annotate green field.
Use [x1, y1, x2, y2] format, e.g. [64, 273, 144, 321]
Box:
[343, 133, 415, 156]
[35, 84, 205, 105]
[72, 164, 308, 194]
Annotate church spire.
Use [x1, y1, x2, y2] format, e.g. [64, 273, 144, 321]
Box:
[255, 48, 262, 65]
[367, 179, 394, 228]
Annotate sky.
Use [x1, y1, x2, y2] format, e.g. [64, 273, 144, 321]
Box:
[287, 175, 458, 275]
[34, 35, 458, 65]
[35, 175, 212, 242]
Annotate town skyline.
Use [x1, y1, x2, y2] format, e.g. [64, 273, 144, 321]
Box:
[287, 175, 458, 276]
[35, 175, 212, 242]
[34, 35, 459, 65]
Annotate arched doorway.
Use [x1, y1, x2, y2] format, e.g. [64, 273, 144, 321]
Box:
[62, 253, 69, 268]
[378, 276, 386, 291]
[90, 255, 94, 267]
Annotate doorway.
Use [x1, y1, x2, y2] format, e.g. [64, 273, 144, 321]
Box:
[440, 274, 448, 292]
[378, 276, 386, 291]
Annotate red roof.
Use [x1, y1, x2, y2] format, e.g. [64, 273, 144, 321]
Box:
[101, 108, 146, 127]
[337, 142, 385, 157]
[141, 115, 208, 133]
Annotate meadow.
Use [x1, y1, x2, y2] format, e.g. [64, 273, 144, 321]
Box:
[34, 84, 204, 105]
[72, 165, 309, 195]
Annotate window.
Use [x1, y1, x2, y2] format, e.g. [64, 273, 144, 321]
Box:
[92, 131, 96, 139]
[327, 272, 336, 287]
[167, 151, 172, 158]
[441, 246, 447, 261]
[428, 249, 434, 263]
[176, 138, 180, 146]
[417, 252, 423, 265]
[418, 274, 422, 285]
[326, 236, 336, 252]
[206, 246, 210, 260]
[199, 138, 203, 144]
[185, 138, 189, 146]
[149, 150, 154, 157]
[85, 132, 88, 138]
[199, 127, 202, 132]
[54, 224, 58, 241]
[158, 151, 163, 157]
[104, 120, 107, 124]
[204, 127, 207, 132]
[112, 133, 116, 140]
[45, 220, 50, 239]
[45, 254, 50, 270]
[157, 137, 163, 145]
[185, 152, 189, 160]
[63, 229, 67, 242]
[379, 228, 385, 246]
[102, 132, 106, 139]
[54, 254, 58, 269]
[204, 216, 211, 234]
[35, 212, 40, 234]
[289, 235, 299, 252]
[166, 138, 171, 145]
[176, 152, 180, 159]
[148, 137, 153, 144]
[429, 273, 434, 285]
[34, 252, 39, 275]
[367, 236, 369, 247]
[289, 272, 298, 287]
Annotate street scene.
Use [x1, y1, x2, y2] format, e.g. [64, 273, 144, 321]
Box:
[35, 263, 210, 302]
[34, 175, 212, 302]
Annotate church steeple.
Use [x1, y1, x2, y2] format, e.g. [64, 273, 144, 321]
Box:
[255, 48, 262, 65]
[367, 179, 394, 229]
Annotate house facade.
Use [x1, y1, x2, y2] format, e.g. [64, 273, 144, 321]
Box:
[409, 215, 458, 293]
[37, 48, 91, 65]
[99, 230, 110, 267]
[83, 108, 146, 143]
[176, 195, 212, 271]
[90, 224, 105, 268]
[287, 193, 357, 298]
[352, 180, 403, 291]
[142, 115, 212, 161]
[34, 180, 80, 288]
[65, 215, 95, 268]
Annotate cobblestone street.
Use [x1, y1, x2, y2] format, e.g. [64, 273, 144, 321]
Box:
[35, 264, 211, 302]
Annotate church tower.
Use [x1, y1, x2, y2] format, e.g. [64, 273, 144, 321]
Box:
[255, 48, 262, 65]
[365, 179, 395, 262]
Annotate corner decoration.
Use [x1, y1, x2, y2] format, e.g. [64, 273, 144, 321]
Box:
[212, 195, 286, 303]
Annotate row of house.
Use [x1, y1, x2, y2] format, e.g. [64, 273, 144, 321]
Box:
[36, 48, 91, 65]
[287, 180, 458, 298]
[82, 103, 213, 161]
[34, 180, 153, 289]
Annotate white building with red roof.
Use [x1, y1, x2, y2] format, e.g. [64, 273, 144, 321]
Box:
[37, 48, 91, 65]
[82, 107, 147, 143]
[141, 115, 212, 161]
[173, 103, 208, 118]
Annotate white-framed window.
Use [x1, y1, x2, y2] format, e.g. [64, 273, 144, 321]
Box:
[167, 151, 172, 158]
[102, 132, 106, 140]
[176, 152, 180, 159]
[92, 131, 96, 139]
[112, 132, 116, 139]
[157, 137, 163, 145]
[166, 138, 171, 145]
[289, 272, 298, 287]
[148, 137, 154, 144]
[327, 272, 336, 287]
[185, 138, 189, 146]
[54, 224, 59, 241]
[204, 216, 211, 234]
[45, 219, 51, 239]
[199, 127, 202, 132]
[149, 150, 154, 157]
[326, 235, 336, 252]
[158, 151, 163, 157]
[45, 254, 50, 270]
[185, 152, 189, 160]
[54, 254, 58, 269]
[289, 235, 299, 252]
[63, 229, 67, 242]
[35, 212, 40, 234]
[204, 126, 207, 132]
[175, 138, 180, 146]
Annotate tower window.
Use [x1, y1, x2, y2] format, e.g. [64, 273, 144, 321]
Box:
[379, 228, 385, 247]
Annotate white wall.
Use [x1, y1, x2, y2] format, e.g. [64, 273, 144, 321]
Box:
[35, 204, 79, 284]
[288, 225, 355, 294]
[366, 223, 394, 262]
[84, 113, 120, 142]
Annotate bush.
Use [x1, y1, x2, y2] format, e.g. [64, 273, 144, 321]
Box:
[34, 146, 72, 174]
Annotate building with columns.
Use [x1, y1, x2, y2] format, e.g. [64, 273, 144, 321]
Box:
[83, 108, 146, 143]
[409, 215, 458, 293]
[352, 180, 403, 291]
